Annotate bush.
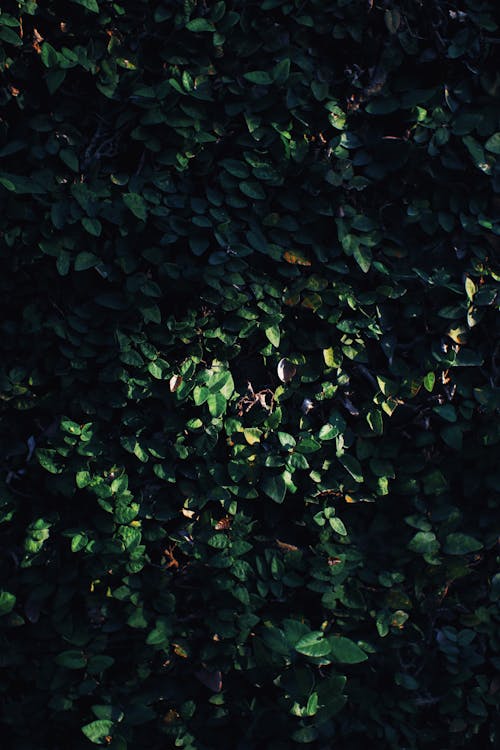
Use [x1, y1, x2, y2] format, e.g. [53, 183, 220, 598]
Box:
[0, 1, 499, 748]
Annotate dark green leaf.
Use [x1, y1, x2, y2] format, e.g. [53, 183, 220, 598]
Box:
[408, 531, 440, 555]
[484, 132, 500, 154]
[55, 650, 87, 669]
[329, 636, 368, 664]
[443, 533, 483, 555]
[186, 18, 215, 32]
[244, 71, 273, 85]
[123, 193, 147, 220]
[262, 474, 287, 504]
[339, 454, 363, 482]
[40, 43, 59, 68]
[74, 252, 99, 271]
[272, 58, 290, 84]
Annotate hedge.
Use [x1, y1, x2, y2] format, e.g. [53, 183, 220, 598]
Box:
[0, 1, 499, 748]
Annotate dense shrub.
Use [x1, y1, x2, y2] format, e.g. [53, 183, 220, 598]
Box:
[0, 1, 499, 748]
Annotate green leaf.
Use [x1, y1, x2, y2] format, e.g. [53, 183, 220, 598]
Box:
[76, 470, 91, 488]
[146, 619, 170, 647]
[55, 650, 87, 669]
[295, 631, 332, 658]
[369, 459, 394, 478]
[366, 97, 399, 115]
[81, 720, 115, 745]
[465, 276, 477, 300]
[0, 27, 22, 46]
[423, 372, 435, 392]
[384, 7, 401, 33]
[272, 58, 291, 84]
[72, 0, 99, 11]
[433, 404, 456, 422]
[0, 175, 16, 191]
[262, 626, 290, 656]
[329, 636, 368, 664]
[323, 347, 339, 368]
[87, 655, 115, 674]
[71, 533, 87, 552]
[221, 159, 249, 178]
[193, 386, 210, 405]
[377, 375, 398, 396]
[40, 43, 59, 68]
[243, 71, 273, 85]
[148, 359, 169, 379]
[408, 531, 440, 555]
[265, 324, 280, 347]
[239, 180, 266, 200]
[121, 436, 148, 462]
[484, 132, 500, 154]
[305, 692, 319, 716]
[208, 533, 230, 549]
[56, 250, 70, 276]
[207, 392, 227, 417]
[243, 427, 262, 445]
[441, 424, 463, 450]
[422, 469, 448, 495]
[37, 449, 62, 474]
[283, 619, 310, 646]
[366, 409, 383, 435]
[186, 18, 215, 32]
[339, 454, 363, 482]
[123, 192, 147, 220]
[329, 516, 347, 536]
[443, 533, 483, 555]
[114, 498, 140, 524]
[318, 423, 338, 441]
[74, 252, 99, 271]
[82, 217, 102, 237]
[327, 103, 346, 129]
[296, 436, 321, 454]
[91, 706, 124, 722]
[61, 418, 81, 435]
[111, 475, 128, 494]
[463, 135, 489, 171]
[0, 591, 16, 616]
[59, 147, 79, 172]
[353, 244, 372, 273]
[207, 369, 234, 397]
[47, 69, 67, 94]
[262, 474, 287, 504]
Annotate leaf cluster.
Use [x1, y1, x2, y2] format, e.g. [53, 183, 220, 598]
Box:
[0, 1, 499, 749]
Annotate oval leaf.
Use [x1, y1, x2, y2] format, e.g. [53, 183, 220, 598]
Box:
[329, 636, 368, 664]
[295, 631, 332, 658]
[81, 720, 114, 745]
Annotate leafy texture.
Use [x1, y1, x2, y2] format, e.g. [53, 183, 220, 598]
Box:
[0, 1, 499, 749]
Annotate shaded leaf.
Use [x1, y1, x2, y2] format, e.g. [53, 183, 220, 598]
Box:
[329, 636, 368, 664]
[262, 474, 287, 504]
[443, 533, 483, 555]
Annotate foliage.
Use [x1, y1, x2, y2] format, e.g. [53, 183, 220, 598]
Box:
[0, 1, 499, 748]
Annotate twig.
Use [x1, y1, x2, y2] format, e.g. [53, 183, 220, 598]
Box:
[236, 382, 275, 416]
